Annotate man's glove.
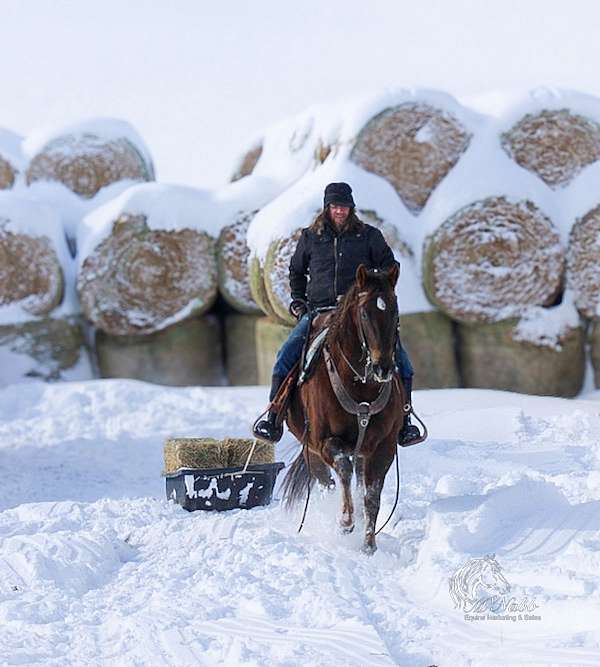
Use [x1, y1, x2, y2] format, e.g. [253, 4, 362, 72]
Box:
[289, 299, 308, 320]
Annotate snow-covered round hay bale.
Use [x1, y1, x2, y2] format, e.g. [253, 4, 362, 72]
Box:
[457, 298, 584, 397]
[256, 317, 292, 385]
[264, 227, 304, 326]
[566, 204, 600, 319]
[501, 109, 600, 189]
[399, 311, 460, 389]
[0, 194, 68, 318]
[230, 142, 263, 182]
[95, 315, 223, 386]
[24, 119, 154, 199]
[0, 128, 24, 190]
[217, 211, 261, 314]
[249, 255, 280, 321]
[423, 197, 564, 324]
[0, 316, 92, 385]
[77, 184, 218, 336]
[224, 313, 259, 385]
[350, 102, 472, 214]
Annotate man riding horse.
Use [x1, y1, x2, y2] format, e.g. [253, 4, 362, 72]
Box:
[253, 181, 420, 445]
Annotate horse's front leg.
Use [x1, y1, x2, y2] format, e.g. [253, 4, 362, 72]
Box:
[323, 436, 354, 533]
[362, 443, 395, 554]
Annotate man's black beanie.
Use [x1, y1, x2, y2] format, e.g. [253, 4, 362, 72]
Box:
[323, 182, 355, 209]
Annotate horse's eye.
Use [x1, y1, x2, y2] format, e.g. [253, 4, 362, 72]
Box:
[361, 310, 368, 319]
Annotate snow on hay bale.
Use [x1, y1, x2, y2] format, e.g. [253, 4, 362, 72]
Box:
[230, 142, 263, 182]
[566, 203, 600, 319]
[164, 437, 274, 473]
[224, 313, 259, 385]
[0, 193, 68, 319]
[0, 128, 24, 190]
[24, 118, 155, 199]
[457, 296, 584, 397]
[422, 196, 564, 324]
[95, 315, 223, 386]
[217, 210, 261, 314]
[349, 99, 473, 214]
[0, 316, 93, 385]
[77, 183, 219, 336]
[500, 90, 600, 189]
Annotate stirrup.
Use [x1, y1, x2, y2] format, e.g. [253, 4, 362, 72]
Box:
[252, 411, 283, 444]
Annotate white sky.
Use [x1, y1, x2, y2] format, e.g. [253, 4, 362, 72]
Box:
[0, 0, 598, 187]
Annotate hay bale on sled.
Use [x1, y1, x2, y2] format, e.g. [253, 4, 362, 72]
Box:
[217, 211, 261, 314]
[78, 213, 217, 336]
[0, 316, 92, 385]
[224, 313, 259, 385]
[256, 317, 292, 385]
[422, 196, 565, 324]
[25, 121, 154, 198]
[457, 310, 585, 397]
[95, 315, 224, 386]
[399, 311, 460, 389]
[230, 142, 263, 182]
[163, 436, 274, 473]
[566, 204, 600, 319]
[350, 102, 471, 214]
[501, 109, 600, 189]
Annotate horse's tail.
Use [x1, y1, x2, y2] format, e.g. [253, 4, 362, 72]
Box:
[281, 451, 313, 508]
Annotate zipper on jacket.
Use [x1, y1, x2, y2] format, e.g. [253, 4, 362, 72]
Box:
[333, 236, 338, 299]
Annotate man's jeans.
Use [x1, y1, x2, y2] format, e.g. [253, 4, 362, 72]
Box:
[273, 313, 414, 380]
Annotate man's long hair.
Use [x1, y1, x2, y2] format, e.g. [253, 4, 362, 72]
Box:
[309, 206, 364, 235]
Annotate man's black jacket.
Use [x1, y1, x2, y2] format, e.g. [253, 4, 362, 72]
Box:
[289, 219, 397, 310]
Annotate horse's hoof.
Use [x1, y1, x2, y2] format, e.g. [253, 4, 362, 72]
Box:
[361, 542, 377, 556]
[340, 524, 355, 534]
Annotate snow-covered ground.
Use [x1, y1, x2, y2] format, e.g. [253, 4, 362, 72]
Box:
[2, 380, 600, 666]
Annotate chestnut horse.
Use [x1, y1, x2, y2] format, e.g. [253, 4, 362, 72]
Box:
[283, 264, 406, 554]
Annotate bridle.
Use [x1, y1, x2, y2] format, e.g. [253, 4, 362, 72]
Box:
[338, 290, 398, 385]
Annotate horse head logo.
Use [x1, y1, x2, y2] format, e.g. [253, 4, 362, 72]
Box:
[449, 554, 511, 613]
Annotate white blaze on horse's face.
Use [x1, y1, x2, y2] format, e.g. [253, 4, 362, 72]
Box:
[377, 296, 386, 311]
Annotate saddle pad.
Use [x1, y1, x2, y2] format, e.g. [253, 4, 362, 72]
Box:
[299, 326, 329, 384]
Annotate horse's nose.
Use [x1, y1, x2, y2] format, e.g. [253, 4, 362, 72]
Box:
[373, 363, 392, 383]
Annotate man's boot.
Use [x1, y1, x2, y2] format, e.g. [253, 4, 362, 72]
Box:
[253, 375, 285, 443]
[399, 376, 420, 446]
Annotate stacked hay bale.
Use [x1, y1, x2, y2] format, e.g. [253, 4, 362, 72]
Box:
[563, 160, 600, 388]
[419, 93, 587, 396]
[0, 193, 92, 384]
[24, 118, 155, 198]
[77, 183, 224, 385]
[0, 128, 24, 190]
[349, 98, 474, 214]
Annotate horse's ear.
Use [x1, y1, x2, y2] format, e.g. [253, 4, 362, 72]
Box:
[356, 264, 368, 289]
[387, 263, 399, 288]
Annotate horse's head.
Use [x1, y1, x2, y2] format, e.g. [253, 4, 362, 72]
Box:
[354, 263, 399, 383]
